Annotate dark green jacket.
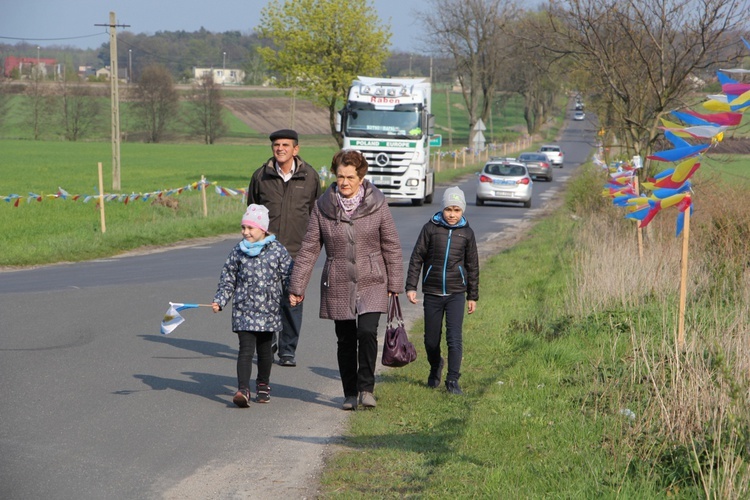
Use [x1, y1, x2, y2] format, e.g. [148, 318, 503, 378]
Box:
[247, 156, 321, 258]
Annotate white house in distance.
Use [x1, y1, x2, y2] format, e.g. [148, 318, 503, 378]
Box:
[193, 67, 245, 85]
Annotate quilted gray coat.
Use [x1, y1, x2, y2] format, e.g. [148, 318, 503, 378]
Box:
[213, 238, 293, 333]
[288, 180, 404, 320]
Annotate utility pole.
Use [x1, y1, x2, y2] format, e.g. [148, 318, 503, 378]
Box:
[128, 49, 132, 85]
[95, 12, 130, 191]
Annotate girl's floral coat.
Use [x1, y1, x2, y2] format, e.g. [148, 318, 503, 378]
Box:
[213, 239, 292, 333]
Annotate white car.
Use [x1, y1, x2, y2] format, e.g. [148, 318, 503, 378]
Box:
[574, 110, 585, 121]
[475, 159, 533, 208]
[539, 144, 564, 168]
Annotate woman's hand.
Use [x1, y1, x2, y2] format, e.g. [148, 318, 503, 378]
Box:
[289, 294, 304, 306]
[211, 302, 221, 313]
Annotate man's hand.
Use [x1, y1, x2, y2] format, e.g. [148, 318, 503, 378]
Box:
[406, 290, 419, 304]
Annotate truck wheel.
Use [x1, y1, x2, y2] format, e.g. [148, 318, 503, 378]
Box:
[424, 192, 434, 204]
[411, 198, 424, 206]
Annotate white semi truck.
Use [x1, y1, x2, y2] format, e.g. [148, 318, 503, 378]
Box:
[336, 76, 435, 206]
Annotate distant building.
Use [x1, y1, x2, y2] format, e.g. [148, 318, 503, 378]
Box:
[193, 67, 245, 85]
[4, 55, 59, 78]
[78, 65, 96, 79]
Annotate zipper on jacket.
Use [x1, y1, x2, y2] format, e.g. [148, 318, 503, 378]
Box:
[442, 229, 452, 295]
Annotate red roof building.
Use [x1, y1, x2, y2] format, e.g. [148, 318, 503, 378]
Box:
[4, 56, 59, 78]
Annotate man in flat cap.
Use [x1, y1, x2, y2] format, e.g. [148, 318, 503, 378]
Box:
[247, 129, 321, 367]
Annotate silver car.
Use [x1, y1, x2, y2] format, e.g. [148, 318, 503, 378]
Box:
[475, 159, 533, 208]
[518, 152, 553, 182]
[539, 144, 564, 168]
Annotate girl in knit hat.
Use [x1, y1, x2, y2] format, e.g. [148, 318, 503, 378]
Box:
[405, 187, 479, 395]
[212, 204, 293, 407]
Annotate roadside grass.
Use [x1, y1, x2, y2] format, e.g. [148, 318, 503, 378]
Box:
[318, 164, 750, 498]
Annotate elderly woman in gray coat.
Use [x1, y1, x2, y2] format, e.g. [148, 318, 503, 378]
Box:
[289, 149, 404, 411]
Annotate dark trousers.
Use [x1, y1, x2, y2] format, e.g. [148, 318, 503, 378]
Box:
[423, 293, 465, 382]
[334, 312, 381, 397]
[237, 331, 274, 389]
[278, 295, 303, 359]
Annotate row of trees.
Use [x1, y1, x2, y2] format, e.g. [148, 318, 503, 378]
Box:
[3, 0, 746, 156]
[256, 0, 747, 159]
[2, 65, 226, 144]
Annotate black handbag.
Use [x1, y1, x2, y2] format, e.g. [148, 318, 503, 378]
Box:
[382, 295, 417, 367]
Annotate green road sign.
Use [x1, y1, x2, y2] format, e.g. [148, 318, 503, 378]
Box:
[429, 134, 442, 147]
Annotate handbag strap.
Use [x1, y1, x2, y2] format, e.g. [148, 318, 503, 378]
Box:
[387, 294, 404, 327]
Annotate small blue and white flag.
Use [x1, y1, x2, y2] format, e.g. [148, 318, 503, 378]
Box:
[160, 302, 200, 335]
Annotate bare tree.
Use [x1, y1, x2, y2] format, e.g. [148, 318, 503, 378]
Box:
[502, 11, 570, 135]
[184, 74, 228, 144]
[131, 64, 179, 143]
[423, 0, 515, 144]
[58, 67, 103, 141]
[0, 84, 11, 133]
[544, 0, 748, 168]
[24, 72, 54, 140]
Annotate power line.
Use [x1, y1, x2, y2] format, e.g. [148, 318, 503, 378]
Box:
[0, 32, 107, 42]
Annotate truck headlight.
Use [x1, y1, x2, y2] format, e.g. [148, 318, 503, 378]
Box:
[406, 179, 419, 187]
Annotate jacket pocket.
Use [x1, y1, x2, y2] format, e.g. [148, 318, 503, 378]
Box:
[322, 257, 334, 287]
[368, 252, 383, 278]
[422, 265, 433, 285]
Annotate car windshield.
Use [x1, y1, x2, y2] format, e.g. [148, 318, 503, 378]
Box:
[485, 164, 525, 176]
[520, 154, 545, 162]
[540, 147, 559, 152]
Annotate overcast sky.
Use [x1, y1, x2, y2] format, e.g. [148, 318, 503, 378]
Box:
[1, 0, 544, 54]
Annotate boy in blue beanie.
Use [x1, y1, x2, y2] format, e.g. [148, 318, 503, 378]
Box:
[405, 187, 479, 395]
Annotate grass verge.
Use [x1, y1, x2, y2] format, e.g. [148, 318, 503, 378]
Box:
[318, 164, 750, 498]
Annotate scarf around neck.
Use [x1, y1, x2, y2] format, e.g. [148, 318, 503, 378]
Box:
[336, 184, 364, 215]
[240, 234, 276, 256]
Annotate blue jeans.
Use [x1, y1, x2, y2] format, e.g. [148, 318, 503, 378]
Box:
[423, 293, 465, 382]
[278, 294, 303, 359]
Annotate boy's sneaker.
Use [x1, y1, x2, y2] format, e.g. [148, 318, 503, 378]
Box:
[256, 384, 271, 403]
[233, 388, 251, 408]
[445, 380, 463, 395]
[427, 358, 445, 388]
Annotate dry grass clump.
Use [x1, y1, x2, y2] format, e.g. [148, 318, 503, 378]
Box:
[567, 174, 750, 496]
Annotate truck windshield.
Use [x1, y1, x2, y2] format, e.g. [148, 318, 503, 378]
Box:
[344, 105, 423, 139]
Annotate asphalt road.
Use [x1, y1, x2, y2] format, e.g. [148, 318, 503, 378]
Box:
[0, 108, 596, 499]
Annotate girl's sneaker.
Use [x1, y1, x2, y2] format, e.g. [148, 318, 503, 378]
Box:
[256, 384, 271, 403]
[233, 388, 251, 408]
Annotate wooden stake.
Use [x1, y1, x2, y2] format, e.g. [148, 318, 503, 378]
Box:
[98, 162, 106, 233]
[201, 175, 208, 217]
[634, 176, 644, 261]
[677, 205, 691, 350]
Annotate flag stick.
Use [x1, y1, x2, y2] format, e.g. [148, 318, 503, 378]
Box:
[633, 176, 644, 262]
[98, 162, 106, 233]
[677, 205, 690, 351]
[201, 175, 208, 217]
